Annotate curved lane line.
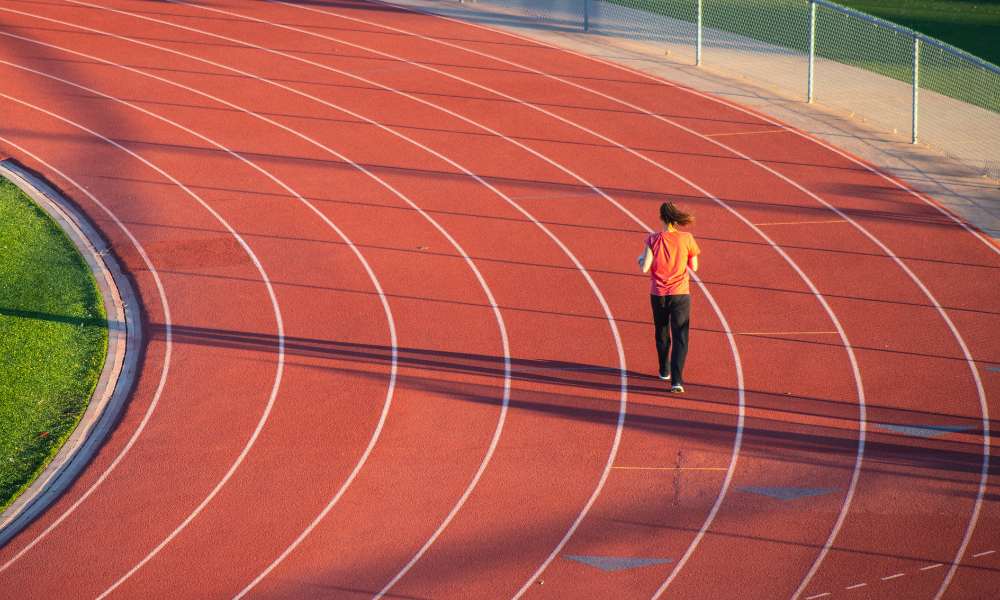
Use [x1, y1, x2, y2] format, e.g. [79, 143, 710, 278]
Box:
[72, 2, 858, 595]
[264, 10, 989, 597]
[0, 6, 511, 594]
[0, 32, 409, 596]
[67, 0, 990, 593]
[178, 4, 867, 594]
[375, 0, 1000, 260]
[49, 3, 631, 595]
[0, 61, 292, 588]
[0, 135, 172, 575]
[378, 12, 989, 596]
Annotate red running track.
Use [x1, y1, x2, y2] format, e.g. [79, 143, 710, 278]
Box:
[0, 0, 997, 598]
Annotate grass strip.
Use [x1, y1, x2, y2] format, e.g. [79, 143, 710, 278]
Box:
[833, 0, 1000, 68]
[0, 175, 107, 513]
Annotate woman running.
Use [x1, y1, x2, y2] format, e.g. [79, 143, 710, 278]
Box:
[638, 202, 700, 393]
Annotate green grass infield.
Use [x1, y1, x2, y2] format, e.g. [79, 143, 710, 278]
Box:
[0, 175, 108, 513]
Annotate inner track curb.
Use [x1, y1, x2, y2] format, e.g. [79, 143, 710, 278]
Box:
[0, 159, 140, 547]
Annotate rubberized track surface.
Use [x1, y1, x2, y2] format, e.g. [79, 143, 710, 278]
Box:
[0, 0, 998, 598]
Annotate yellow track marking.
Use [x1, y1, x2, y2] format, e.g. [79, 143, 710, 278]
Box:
[734, 331, 838, 336]
[704, 129, 786, 137]
[612, 467, 728, 471]
[753, 220, 847, 226]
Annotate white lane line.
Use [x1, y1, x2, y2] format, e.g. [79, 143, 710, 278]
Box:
[0, 59, 294, 599]
[844, 582, 866, 590]
[805, 594, 831, 599]
[300, 10, 989, 600]
[0, 82, 292, 600]
[881, 573, 904, 580]
[109, 3, 860, 596]
[973, 550, 995, 557]
[386, 0, 1000, 261]
[0, 22, 409, 595]
[0, 136, 172, 576]
[0, 6, 513, 595]
[921, 563, 944, 570]
[0, 82, 288, 594]
[243, 7, 864, 597]
[25, 6, 628, 599]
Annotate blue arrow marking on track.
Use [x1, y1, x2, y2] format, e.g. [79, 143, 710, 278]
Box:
[873, 424, 976, 438]
[561, 555, 675, 572]
[982, 366, 1000, 372]
[735, 487, 842, 500]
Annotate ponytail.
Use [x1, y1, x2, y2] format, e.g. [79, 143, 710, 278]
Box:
[659, 202, 695, 227]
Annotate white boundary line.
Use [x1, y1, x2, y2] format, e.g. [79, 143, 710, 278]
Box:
[16, 5, 630, 597]
[50, 1, 860, 596]
[0, 6, 511, 593]
[185, 3, 867, 596]
[0, 78, 289, 589]
[0, 130, 174, 577]
[264, 7, 991, 598]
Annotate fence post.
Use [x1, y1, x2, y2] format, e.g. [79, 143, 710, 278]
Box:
[696, 0, 703, 66]
[912, 35, 919, 143]
[584, 0, 590, 31]
[807, 0, 815, 103]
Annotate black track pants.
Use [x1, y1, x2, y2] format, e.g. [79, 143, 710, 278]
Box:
[650, 294, 691, 384]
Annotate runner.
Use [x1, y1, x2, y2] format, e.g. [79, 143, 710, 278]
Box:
[638, 202, 700, 393]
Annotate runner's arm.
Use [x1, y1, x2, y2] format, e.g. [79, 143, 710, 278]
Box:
[639, 245, 654, 273]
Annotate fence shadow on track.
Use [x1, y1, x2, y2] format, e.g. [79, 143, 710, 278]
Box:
[140, 320, 998, 477]
[64, 140, 987, 241]
[147, 261, 1000, 364]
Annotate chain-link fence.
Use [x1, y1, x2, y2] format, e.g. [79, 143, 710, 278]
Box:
[476, 0, 1000, 179]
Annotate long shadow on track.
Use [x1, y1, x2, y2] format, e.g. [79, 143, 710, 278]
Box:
[145, 321, 998, 477]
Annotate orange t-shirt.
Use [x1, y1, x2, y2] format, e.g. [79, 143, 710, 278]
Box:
[645, 231, 700, 296]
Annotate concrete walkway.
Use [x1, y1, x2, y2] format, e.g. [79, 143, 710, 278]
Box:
[383, 0, 1000, 245]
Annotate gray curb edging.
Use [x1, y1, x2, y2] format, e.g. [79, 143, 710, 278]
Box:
[0, 159, 140, 547]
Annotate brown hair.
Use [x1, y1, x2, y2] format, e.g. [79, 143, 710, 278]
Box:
[659, 202, 695, 227]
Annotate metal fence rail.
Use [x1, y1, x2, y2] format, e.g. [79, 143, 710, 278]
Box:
[478, 0, 1000, 179]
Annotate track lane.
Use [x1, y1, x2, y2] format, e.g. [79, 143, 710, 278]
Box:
[0, 17, 426, 596]
[0, 134, 173, 575]
[3, 0, 996, 596]
[1, 3, 624, 596]
[263, 9, 999, 599]
[0, 78, 289, 598]
[166, 7, 876, 596]
[220, 4, 1000, 598]
[60, 2, 876, 596]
